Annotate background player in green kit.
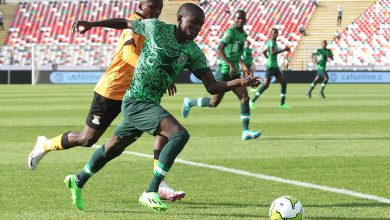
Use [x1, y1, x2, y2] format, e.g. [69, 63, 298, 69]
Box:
[68, 3, 260, 211]
[182, 10, 261, 141]
[249, 28, 290, 109]
[307, 40, 334, 98]
[243, 40, 254, 75]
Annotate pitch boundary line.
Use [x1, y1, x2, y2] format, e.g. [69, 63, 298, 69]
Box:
[92, 145, 390, 204]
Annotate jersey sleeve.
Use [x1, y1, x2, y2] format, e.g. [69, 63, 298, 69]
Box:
[220, 28, 234, 44]
[186, 46, 211, 79]
[131, 19, 160, 38]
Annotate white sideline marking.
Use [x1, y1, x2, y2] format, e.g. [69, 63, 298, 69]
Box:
[93, 145, 390, 204]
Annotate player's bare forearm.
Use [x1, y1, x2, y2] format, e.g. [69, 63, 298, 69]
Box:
[263, 50, 268, 59]
[90, 18, 131, 29]
[217, 43, 233, 66]
[199, 70, 259, 94]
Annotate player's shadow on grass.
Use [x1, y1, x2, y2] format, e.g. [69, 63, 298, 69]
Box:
[180, 201, 268, 209]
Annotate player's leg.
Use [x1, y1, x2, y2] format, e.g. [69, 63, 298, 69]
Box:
[275, 70, 289, 108]
[28, 92, 121, 170]
[153, 136, 186, 201]
[182, 73, 228, 118]
[233, 87, 261, 140]
[65, 113, 142, 210]
[320, 72, 329, 98]
[307, 75, 320, 98]
[135, 101, 189, 211]
[250, 69, 271, 109]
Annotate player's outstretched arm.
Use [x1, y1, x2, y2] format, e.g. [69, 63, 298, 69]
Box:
[198, 69, 260, 94]
[73, 19, 135, 34]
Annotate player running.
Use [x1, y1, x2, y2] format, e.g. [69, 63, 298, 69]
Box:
[67, 3, 260, 211]
[181, 10, 261, 141]
[27, 0, 185, 201]
[249, 28, 290, 109]
[306, 40, 333, 98]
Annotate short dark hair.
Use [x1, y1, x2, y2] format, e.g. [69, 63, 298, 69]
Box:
[177, 3, 204, 18]
[235, 10, 246, 16]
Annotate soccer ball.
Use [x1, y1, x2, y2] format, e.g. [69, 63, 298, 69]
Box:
[269, 196, 304, 220]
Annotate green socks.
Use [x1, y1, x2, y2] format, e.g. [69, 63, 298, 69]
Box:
[189, 97, 211, 107]
[145, 131, 190, 192]
[76, 145, 109, 188]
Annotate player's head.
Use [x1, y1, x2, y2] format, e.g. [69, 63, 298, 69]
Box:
[234, 10, 246, 30]
[177, 3, 205, 41]
[322, 40, 327, 48]
[271, 28, 278, 39]
[139, 0, 163, 19]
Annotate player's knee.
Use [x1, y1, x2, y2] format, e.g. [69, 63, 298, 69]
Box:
[209, 100, 219, 107]
[241, 96, 250, 104]
[171, 130, 190, 143]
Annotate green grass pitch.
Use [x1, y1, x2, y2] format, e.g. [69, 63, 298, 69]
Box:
[0, 84, 389, 219]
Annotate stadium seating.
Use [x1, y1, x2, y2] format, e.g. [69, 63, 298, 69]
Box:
[328, 0, 389, 67]
[197, 0, 316, 68]
[0, 0, 317, 68]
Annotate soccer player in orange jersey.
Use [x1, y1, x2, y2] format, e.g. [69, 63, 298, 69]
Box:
[27, 0, 185, 201]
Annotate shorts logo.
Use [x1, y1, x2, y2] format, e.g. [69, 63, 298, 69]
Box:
[92, 115, 101, 125]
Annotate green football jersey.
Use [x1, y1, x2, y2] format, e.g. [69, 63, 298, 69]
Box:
[266, 39, 279, 69]
[123, 19, 209, 104]
[219, 26, 247, 67]
[242, 47, 253, 66]
[316, 48, 333, 70]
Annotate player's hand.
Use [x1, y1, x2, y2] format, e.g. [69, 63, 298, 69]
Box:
[242, 64, 249, 74]
[241, 76, 261, 88]
[72, 20, 93, 34]
[165, 83, 177, 96]
[229, 63, 237, 78]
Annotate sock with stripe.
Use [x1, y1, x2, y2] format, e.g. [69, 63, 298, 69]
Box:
[320, 79, 328, 93]
[281, 83, 287, 105]
[240, 102, 250, 131]
[145, 131, 190, 192]
[308, 81, 317, 93]
[251, 84, 268, 102]
[189, 97, 211, 107]
[75, 145, 110, 188]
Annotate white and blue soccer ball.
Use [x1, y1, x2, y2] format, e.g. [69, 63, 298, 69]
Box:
[269, 196, 304, 220]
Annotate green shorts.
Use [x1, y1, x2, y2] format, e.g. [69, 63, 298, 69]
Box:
[265, 67, 282, 80]
[114, 98, 171, 140]
[215, 72, 241, 81]
[216, 62, 240, 79]
[317, 69, 328, 78]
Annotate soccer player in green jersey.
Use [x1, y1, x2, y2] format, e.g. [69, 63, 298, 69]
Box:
[181, 10, 261, 141]
[249, 28, 290, 109]
[307, 40, 333, 98]
[68, 3, 260, 211]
